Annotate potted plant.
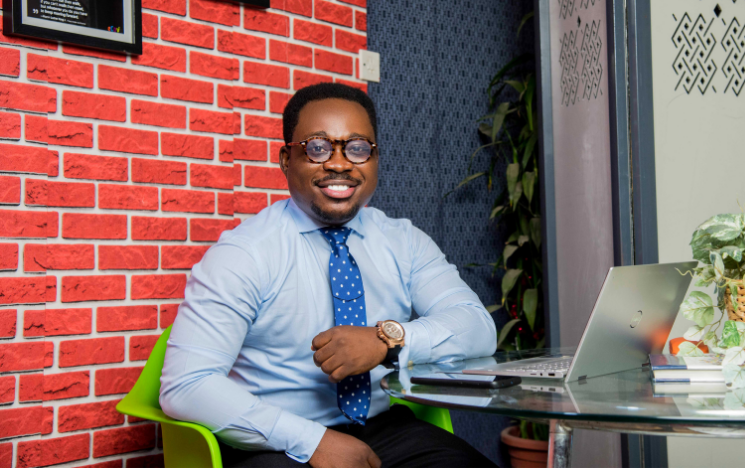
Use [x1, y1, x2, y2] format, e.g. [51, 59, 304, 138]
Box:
[448, 13, 550, 466]
[676, 213, 745, 389]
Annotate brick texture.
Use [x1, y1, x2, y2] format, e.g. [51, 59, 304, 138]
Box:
[93, 425, 156, 458]
[95, 367, 143, 396]
[0, 1, 366, 465]
[16, 434, 90, 467]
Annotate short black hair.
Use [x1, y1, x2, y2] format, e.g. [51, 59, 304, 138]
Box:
[282, 82, 377, 143]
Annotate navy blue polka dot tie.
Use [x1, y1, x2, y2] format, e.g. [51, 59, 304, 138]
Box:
[320, 227, 371, 425]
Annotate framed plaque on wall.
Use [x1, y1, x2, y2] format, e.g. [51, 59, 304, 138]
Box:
[2, 0, 142, 54]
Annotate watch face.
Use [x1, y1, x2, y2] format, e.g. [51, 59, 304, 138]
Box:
[383, 322, 404, 340]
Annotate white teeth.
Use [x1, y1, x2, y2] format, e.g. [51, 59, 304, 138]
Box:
[327, 185, 351, 191]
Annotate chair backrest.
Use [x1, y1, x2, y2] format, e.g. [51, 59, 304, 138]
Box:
[116, 326, 173, 422]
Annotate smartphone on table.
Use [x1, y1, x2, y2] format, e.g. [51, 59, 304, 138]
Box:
[410, 373, 521, 389]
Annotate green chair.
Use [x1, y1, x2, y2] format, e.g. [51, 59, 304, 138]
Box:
[117, 325, 453, 468]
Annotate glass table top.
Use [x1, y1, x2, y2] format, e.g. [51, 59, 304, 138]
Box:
[381, 348, 745, 434]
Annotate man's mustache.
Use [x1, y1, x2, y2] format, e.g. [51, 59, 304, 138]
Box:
[315, 174, 362, 185]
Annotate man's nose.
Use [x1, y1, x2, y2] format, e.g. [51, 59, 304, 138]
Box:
[322, 145, 353, 172]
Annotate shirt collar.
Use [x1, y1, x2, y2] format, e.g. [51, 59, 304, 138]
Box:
[288, 198, 367, 238]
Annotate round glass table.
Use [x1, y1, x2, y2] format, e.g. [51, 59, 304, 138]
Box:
[381, 349, 745, 468]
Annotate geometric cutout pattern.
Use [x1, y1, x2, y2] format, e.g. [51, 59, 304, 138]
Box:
[559, 29, 581, 105]
[558, 0, 597, 20]
[722, 18, 745, 95]
[559, 19, 604, 106]
[558, 0, 577, 20]
[580, 19, 604, 100]
[673, 13, 719, 94]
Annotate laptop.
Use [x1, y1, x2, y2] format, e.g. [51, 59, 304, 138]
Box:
[462, 262, 697, 382]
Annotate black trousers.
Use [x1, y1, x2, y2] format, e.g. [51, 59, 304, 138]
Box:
[219, 405, 498, 468]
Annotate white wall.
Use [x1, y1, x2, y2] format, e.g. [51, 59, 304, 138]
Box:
[650, 1, 745, 466]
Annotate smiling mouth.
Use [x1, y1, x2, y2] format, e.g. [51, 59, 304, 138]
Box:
[319, 184, 357, 199]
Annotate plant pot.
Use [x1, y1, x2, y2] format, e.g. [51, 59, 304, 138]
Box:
[500, 425, 549, 468]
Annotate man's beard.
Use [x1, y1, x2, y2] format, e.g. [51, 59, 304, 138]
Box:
[311, 200, 361, 225]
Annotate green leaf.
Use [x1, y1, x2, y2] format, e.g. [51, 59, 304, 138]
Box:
[724, 388, 745, 408]
[723, 321, 742, 347]
[506, 163, 520, 204]
[724, 346, 745, 366]
[503, 245, 519, 267]
[683, 325, 706, 341]
[505, 80, 525, 94]
[522, 171, 536, 204]
[522, 133, 537, 168]
[519, 215, 529, 236]
[516, 11, 534, 38]
[490, 205, 506, 220]
[467, 141, 502, 173]
[680, 291, 715, 327]
[523, 288, 538, 330]
[530, 217, 542, 249]
[446, 171, 485, 197]
[721, 245, 743, 262]
[710, 250, 725, 278]
[723, 364, 745, 388]
[491, 102, 510, 143]
[702, 214, 745, 242]
[676, 341, 705, 357]
[506, 231, 520, 244]
[513, 182, 523, 205]
[690, 232, 715, 263]
[478, 122, 492, 138]
[525, 77, 536, 131]
[518, 235, 529, 247]
[501, 269, 523, 302]
[486, 304, 501, 313]
[497, 319, 520, 350]
[694, 266, 717, 287]
[487, 53, 532, 96]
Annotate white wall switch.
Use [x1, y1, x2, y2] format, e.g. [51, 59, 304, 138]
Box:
[359, 50, 380, 83]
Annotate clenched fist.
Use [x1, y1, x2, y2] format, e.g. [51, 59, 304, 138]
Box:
[311, 326, 388, 383]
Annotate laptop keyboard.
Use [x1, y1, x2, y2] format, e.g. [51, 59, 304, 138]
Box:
[512, 358, 572, 372]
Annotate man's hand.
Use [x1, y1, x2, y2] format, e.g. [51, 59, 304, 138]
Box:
[311, 326, 388, 383]
[309, 429, 381, 468]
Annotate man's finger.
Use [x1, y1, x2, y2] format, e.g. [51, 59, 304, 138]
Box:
[311, 329, 333, 351]
[368, 451, 382, 468]
[329, 365, 350, 383]
[320, 354, 343, 376]
[313, 344, 335, 367]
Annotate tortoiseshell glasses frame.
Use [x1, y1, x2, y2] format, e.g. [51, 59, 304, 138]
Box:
[285, 137, 378, 164]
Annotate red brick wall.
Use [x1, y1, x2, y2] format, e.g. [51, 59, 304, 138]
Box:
[0, 0, 367, 466]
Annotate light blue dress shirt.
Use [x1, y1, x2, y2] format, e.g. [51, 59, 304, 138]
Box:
[159, 199, 497, 463]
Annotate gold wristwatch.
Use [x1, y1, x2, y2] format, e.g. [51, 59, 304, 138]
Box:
[376, 320, 405, 367]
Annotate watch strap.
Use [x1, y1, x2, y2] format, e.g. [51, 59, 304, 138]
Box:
[382, 344, 402, 369]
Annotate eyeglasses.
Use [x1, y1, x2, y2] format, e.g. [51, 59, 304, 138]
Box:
[286, 137, 377, 164]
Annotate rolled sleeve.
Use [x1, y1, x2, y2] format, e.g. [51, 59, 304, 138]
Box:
[402, 226, 497, 365]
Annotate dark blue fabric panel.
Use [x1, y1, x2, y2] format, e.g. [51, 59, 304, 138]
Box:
[367, 1, 534, 465]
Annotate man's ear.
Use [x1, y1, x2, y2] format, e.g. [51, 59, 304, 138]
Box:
[279, 145, 290, 176]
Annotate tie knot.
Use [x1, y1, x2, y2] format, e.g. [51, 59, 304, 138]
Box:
[321, 227, 351, 246]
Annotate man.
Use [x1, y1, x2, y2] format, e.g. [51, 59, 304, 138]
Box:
[160, 83, 498, 467]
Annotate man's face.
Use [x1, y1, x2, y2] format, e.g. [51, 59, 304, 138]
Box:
[280, 98, 378, 226]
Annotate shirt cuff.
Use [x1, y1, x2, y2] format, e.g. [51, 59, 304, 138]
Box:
[269, 409, 327, 463]
[400, 320, 432, 367]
